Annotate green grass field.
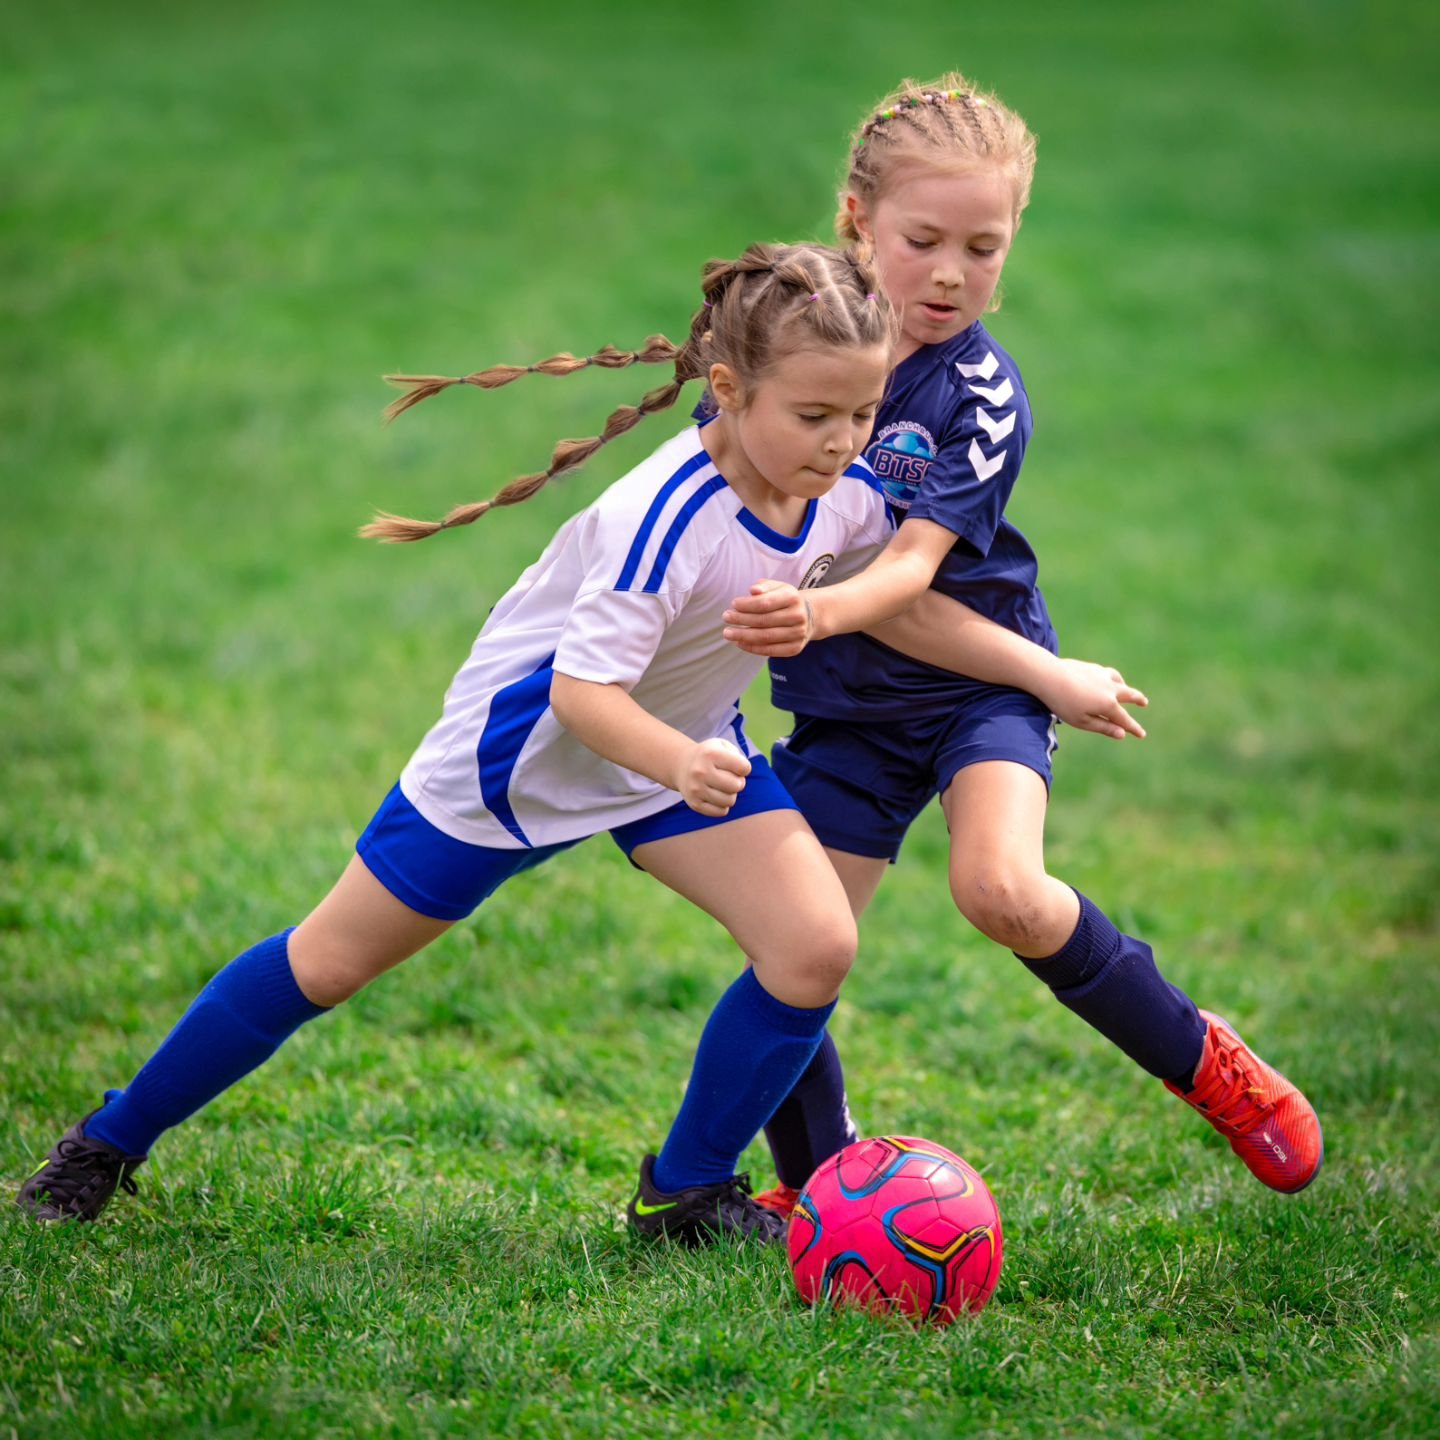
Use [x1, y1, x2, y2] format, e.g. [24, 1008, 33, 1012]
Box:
[3, 1, 1438, 1435]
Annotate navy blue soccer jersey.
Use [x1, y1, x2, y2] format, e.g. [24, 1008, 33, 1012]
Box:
[769, 321, 1058, 722]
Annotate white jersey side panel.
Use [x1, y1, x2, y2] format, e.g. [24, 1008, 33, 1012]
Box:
[400, 427, 891, 848]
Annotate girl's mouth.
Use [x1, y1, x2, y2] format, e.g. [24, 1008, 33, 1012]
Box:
[920, 302, 958, 321]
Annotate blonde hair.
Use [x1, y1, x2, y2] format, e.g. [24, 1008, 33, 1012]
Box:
[836, 72, 1037, 247]
[362, 242, 895, 542]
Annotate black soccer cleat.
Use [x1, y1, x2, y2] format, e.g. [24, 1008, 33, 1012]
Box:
[15, 1113, 146, 1223]
[627, 1153, 787, 1246]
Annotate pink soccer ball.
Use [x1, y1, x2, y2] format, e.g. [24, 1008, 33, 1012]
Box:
[788, 1135, 1003, 1325]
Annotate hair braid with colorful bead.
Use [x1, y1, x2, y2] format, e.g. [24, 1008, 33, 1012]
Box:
[361, 242, 895, 542]
[837, 72, 1037, 248]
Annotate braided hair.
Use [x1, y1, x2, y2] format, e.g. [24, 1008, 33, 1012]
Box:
[362, 242, 894, 543]
[837, 71, 1037, 249]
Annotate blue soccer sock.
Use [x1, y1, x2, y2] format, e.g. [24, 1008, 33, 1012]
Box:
[1018, 893, 1205, 1085]
[653, 969, 835, 1193]
[84, 930, 329, 1156]
[762, 1028, 858, 1189]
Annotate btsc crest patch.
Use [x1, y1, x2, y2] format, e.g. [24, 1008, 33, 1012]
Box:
[866, 420, 936, 511]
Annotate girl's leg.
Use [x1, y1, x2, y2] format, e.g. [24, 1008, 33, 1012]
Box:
[824, 848, 892, 922]
[289, 854, 454, 1005]
[941, 760, 1205, 1084]
[942, 760, 1322, 1192]
[48, 858, 450, 1166]
[759, 846, 886, 1193]
[628, 811, 857, 1199]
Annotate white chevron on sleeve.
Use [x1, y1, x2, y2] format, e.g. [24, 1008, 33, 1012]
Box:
[968, 438, 1006, 482]
[955, 351, 998, 381]
[975, 407, 1016, 444]
[967, 377, 1013, 406]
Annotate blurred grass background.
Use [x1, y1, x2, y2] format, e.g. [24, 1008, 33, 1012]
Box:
[3, 1, 1438, 1436]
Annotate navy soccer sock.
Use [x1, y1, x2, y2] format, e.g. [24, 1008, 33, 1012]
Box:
[1018, 893, 1205, 1086]
[762, 1028, 858, 1189]
[84, 930, 329, 1156]
[653, 969, 835, 1193]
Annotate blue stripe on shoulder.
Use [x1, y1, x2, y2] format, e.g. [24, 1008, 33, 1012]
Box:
[845, 461, 884, 494]
[476, 652, 556, 848]
[641, 475, 729, 593]
[615, 450, 713, 591]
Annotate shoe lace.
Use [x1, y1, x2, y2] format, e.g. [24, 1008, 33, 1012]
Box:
[1190, 1039, 1271, 1136]
[718, 1172, 754, 1207]
[41, 1137, 142, 1207]
[714, 1173, 785, 1237]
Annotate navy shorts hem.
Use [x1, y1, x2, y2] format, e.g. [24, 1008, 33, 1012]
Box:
[773, 700, 1058, 863]
[936, 747, 1055, 800]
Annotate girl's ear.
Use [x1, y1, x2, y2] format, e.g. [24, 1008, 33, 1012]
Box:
[709, 361, 746, 413]
[846, 192, 873, 242]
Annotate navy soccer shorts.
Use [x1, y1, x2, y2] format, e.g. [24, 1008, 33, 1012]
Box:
[771, 690, 1059, 862]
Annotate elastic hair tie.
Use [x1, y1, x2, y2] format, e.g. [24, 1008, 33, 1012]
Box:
[809, 293, 820, 302]
[866, 292, 877, 302]
[703, 299, 713, 308]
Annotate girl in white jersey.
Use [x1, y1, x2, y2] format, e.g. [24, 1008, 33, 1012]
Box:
[20, 243, 919, 1243]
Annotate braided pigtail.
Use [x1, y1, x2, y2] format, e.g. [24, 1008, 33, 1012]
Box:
[361, 330, 702, 542]
[381, 336, 678, 422]
[363, 241, 897, 544]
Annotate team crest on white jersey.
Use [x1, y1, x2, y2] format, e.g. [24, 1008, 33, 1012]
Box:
[799, 554, 836, 589]
[865, 421, 935, 512]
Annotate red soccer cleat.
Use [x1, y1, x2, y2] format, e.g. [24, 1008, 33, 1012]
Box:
[1165, 1010, 1323, 1193]
[752, 1181, 802, 1218]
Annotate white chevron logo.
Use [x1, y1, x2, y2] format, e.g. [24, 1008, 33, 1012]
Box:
[975, 407, 1015, 444]
[967, 377, 1014, 406]
[968, 438, 1006, 481]
[956, 351, 999, 381]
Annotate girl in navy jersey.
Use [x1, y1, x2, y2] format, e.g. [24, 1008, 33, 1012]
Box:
[19, 242, 983, 1243]
[723, 75, 1323, 1204]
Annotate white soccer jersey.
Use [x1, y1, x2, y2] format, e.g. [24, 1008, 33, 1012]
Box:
[400, 424, 892, 849]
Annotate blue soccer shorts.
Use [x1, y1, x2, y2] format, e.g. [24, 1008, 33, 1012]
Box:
[355, 752, 799, 921]
[770, 690, 1059, 862]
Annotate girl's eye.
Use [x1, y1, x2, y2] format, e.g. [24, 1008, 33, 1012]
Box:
[971, 246, 999, 258]
[905, 237, 935, 251]
[855, 410, 876, 423]
[799, 414, 828, 423]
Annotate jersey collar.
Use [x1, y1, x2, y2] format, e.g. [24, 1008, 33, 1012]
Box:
[893, 319, 986, 381]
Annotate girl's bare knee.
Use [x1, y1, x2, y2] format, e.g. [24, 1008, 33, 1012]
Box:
[755, 915, 857, 1007]
[287, 931, 370, 1007]
[951, 867, 1050, 953]
[288, 920, 405, 1007]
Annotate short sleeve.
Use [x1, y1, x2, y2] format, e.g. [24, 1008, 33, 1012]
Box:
[555, 586, 676, 688]
[906, 369, 1027, 559]
[550, 501, 683, 688]
[822, 469, 895, 583]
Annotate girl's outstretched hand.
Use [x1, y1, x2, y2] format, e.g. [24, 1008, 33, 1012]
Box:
[723, 581, 815, 657]
[676, 737, 752, 816]
[1044, 659, 1149, 740]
